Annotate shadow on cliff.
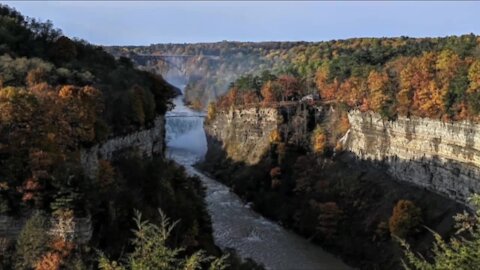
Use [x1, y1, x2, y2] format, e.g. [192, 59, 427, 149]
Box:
[198, 136, 469, 270]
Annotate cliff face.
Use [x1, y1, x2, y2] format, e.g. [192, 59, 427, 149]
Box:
[205, 107, 280, 165]
[345, 110, 480, 204]
[80, 116, 165, 178]
[205, 105, 480, 204]
[205, 104, 320, 165]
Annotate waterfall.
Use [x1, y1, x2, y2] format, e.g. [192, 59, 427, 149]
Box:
[165, 115, 204, 142]
[165, 94, 208, 157]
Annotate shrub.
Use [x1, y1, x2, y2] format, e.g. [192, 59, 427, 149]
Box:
[389, 200, 422, 238]
[310, 200, 343, 239]
[97, 160, 115, 193]
[336, 112, 350, 136]
[270, 166, 282, 190]
[269, 167, 281, 179]
[374, 221, 390, 242]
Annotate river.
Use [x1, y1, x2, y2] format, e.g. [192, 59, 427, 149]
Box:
[165, 92, 350, 270]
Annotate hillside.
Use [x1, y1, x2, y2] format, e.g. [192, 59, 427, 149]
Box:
[0, 5, 231, 269]
[107, 35, 479, 111]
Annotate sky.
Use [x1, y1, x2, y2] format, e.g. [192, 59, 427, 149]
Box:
[3, 1, 480, 46]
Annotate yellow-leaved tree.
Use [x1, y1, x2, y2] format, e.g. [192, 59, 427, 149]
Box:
[311, 125, 327, 154]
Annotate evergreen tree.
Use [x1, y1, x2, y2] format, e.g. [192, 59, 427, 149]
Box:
[98, 209, 228, 270]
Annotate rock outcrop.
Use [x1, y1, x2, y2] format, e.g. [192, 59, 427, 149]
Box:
[80, 116, 165, 178]
[205, 104, 480, 205]
[345, 110, 480, 204]
[205, 107, 281, 165]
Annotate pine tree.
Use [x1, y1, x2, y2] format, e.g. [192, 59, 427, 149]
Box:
[98, 209, 228, 270]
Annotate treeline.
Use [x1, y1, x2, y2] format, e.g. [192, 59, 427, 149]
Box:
[109, 35, 479, 113]
[215, 71, 309, 109]
[210, 35, 480, 121]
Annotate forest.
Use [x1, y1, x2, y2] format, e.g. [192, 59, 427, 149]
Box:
[2, 2, 480, 269]
[0, 5, 255, 269]
[204, 35, 480, 123]
[109, 34, 480, 116]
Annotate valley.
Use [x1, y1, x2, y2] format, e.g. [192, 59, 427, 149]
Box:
[165, 92, 350, 269]
[1, 2, 480, 269]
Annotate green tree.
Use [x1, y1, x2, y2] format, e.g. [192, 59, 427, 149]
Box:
[98, 209, 228, 270]
[14, 211, 50, 269]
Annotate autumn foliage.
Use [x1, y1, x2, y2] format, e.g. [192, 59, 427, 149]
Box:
[35, 239, 74, 270]
[388, 200, 423, 238]
[269, 129, 282, 144]
[211, 35, 480, 123]
[217, 71, 307, 109]
[311, 126, 327, 153]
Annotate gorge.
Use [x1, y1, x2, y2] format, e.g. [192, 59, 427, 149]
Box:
[165, 87, 350, 269]
[200, 103, 469, 268]
[131, 37, 480, 268]
[1, 3, 479, 269]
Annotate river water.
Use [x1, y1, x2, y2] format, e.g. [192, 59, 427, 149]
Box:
[165, 93, 350, 270]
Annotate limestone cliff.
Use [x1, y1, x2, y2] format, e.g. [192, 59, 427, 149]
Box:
[205, 107, 280, 165]
[345, 110, 480, 204]
[80, 115, 165, 178]
[205, 104, 318, 165]
[205, 105, 480, 205]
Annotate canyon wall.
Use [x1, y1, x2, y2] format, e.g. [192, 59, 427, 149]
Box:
[205, 107, 280, 165]
[80, 115, 165, 178]
[345, 110, 480, 204]
[205, 105, 480, 204]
